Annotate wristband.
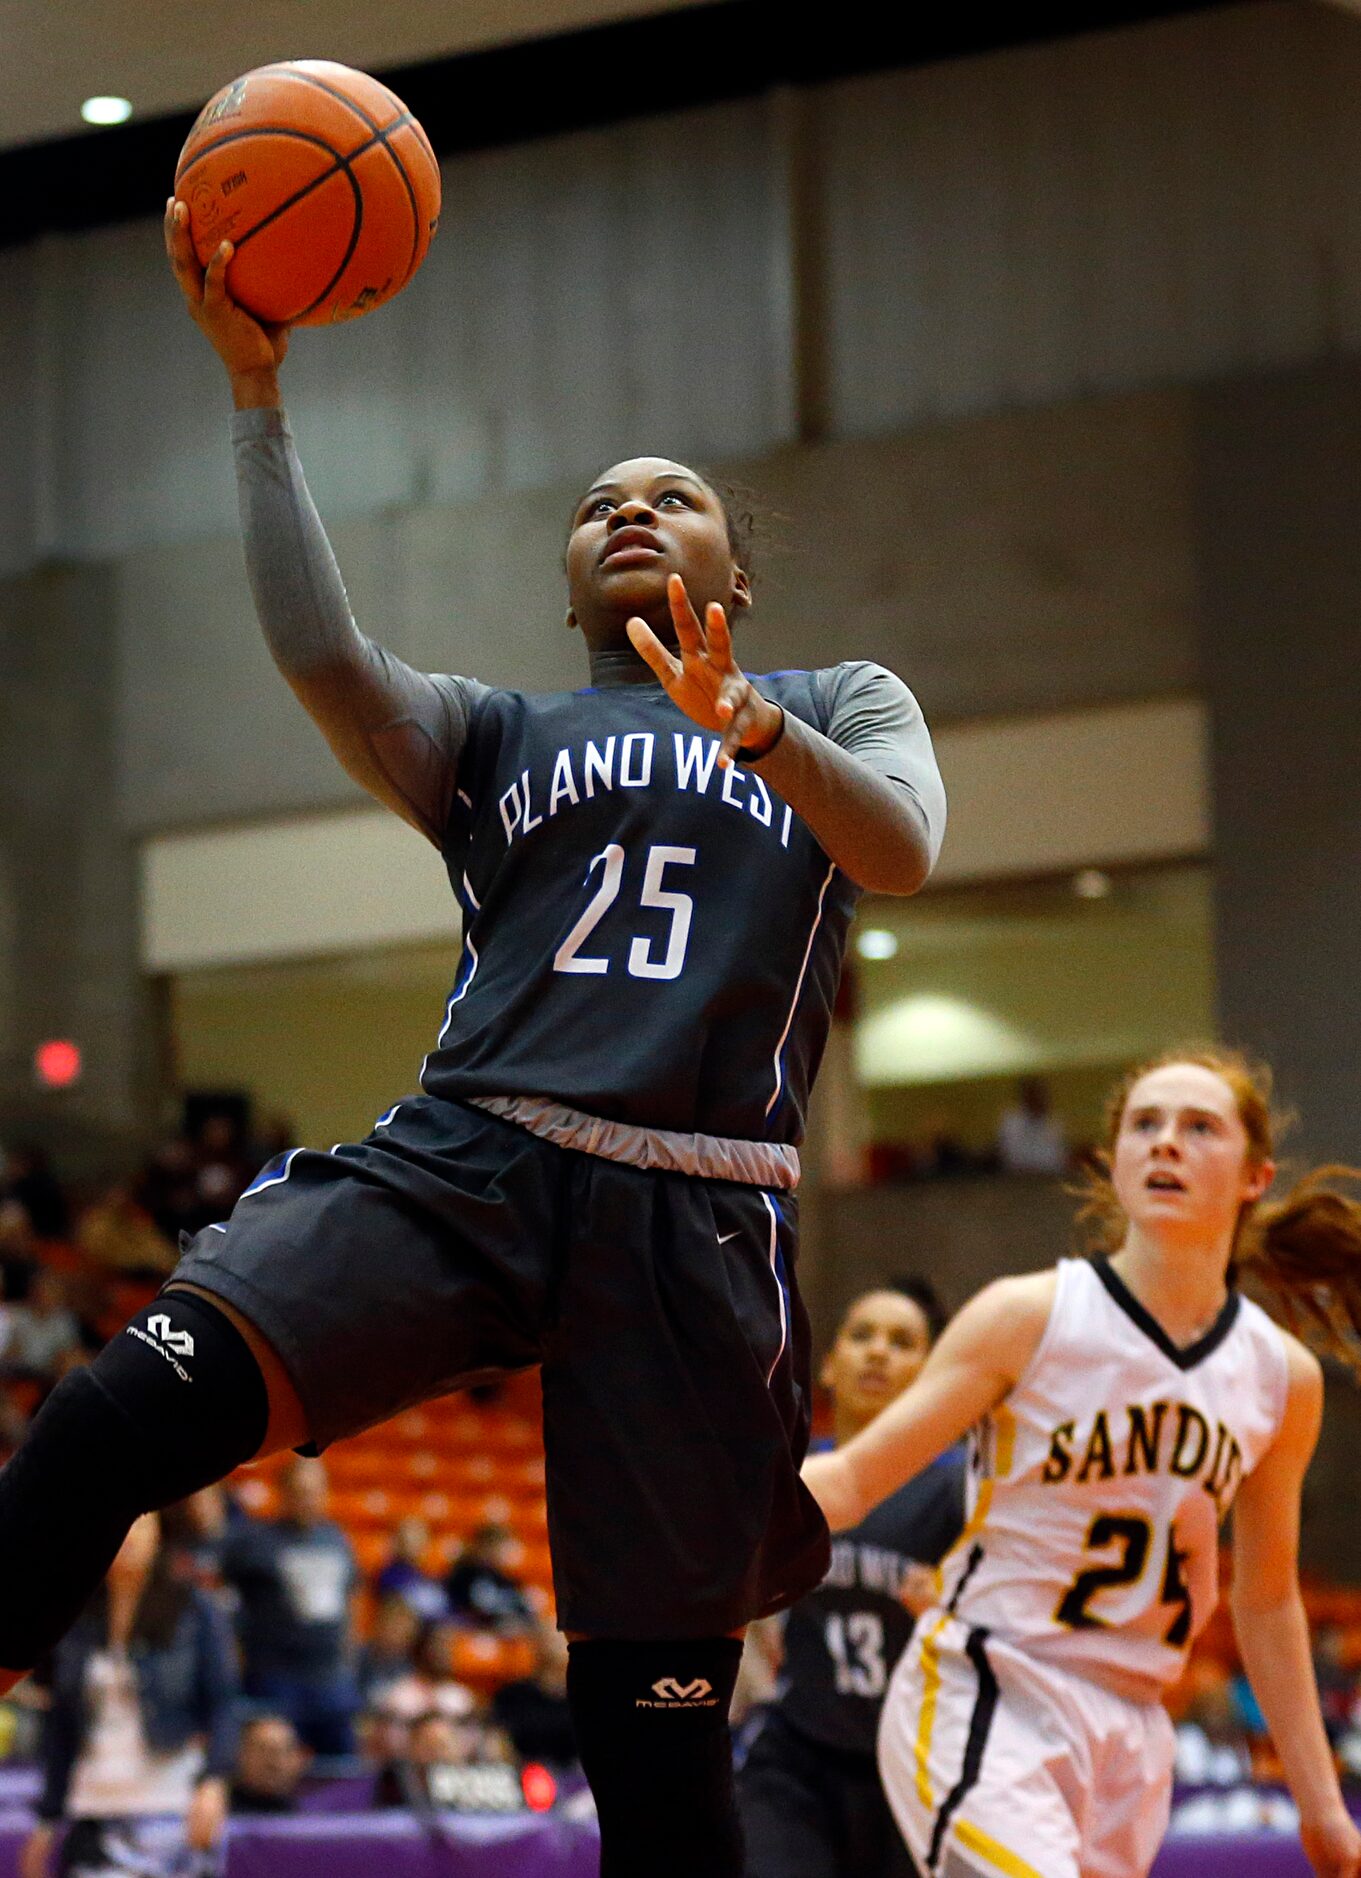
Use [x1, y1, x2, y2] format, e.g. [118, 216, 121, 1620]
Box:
[737, 704, 786, 763]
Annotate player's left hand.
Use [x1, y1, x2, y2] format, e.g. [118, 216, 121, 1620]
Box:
[1301, 1808, 1361, 1877]
[627, 575, 784, 767]
[185, 1776, 228, 1851]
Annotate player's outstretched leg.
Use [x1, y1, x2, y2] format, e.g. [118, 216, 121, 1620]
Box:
[566, 1637, 745, 1877]
[0, 1291, 272, 1686]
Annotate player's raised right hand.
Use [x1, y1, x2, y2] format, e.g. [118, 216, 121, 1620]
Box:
[164, 197, 289, 388]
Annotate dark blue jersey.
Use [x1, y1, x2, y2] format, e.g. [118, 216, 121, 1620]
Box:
[232, 412, 944, 1145]
[774, 1444, 966, 1756]
[421, 671, 864, 1143]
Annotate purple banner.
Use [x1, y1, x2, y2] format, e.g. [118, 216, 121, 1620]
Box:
[1153, 1833, 1312, 1877]
[0, 1796, 1326, 1878]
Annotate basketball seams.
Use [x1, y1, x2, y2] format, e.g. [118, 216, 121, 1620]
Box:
[296, 166, 366, 323]
[370, 116, 422, 288]
[178, 134, 355, 273]
[242, 65, 393, 137]
[179, 122, 396, 262]
[175, 123, 347, 184]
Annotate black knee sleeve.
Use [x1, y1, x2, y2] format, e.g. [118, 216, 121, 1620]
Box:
[0, 1292, 268, 1669]
[567, 1637, 745, 1878]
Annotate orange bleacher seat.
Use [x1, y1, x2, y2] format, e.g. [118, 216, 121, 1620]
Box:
[519, 1542, 554, 1591]
[353, 1532, 392, 1578]
[1303, 1580, 1361, 1628]
[448, 1629, 536, 1696]
[329, 1488, 405, 1530]
[509, 1501, 549, 1543]
[1336, 1622, 1361, 1672]
[230, 1391, 552, 1633]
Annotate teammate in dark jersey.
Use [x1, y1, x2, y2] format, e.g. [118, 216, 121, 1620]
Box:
[740, 1281, 964, 1878]
[0, 208, 946, 1878]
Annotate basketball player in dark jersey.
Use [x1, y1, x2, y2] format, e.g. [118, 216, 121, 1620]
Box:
[0, 208, 946, 1877]
[740, 1280, 964, 1878]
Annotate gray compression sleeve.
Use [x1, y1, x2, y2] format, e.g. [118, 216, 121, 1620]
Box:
[745, 661, 946, 895]
[231, 406, 485, 844]
[817, 661, 947, 865]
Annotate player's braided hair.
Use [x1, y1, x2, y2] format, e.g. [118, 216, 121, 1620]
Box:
[1078, 1045, 1361, 1378]
[696, 470, 760, 584]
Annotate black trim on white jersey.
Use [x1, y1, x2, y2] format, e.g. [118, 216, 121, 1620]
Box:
[926, 1626, 998, 1874]
[944, 1542, 984, 1617]
[1092, 1257, 1240, 1371]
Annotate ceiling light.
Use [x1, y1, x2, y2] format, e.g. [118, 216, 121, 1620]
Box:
[1073, 868, 1112, 900]
[81, 96, 133, 127]
[856, 928, 899, 961]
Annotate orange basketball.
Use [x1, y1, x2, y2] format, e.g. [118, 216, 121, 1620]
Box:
[174, 61, 441, 327]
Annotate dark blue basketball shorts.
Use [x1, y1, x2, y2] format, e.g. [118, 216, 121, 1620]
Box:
[172, 1093, 830, 1638]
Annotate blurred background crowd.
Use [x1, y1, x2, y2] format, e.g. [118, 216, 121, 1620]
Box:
[4, 1123, 1361, 1825]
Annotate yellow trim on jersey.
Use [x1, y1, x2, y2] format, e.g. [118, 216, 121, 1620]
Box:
[933, 1404, 1017, 1600]
[914, 1612, 951, 1808]
[954, 1817, 1044, 1878]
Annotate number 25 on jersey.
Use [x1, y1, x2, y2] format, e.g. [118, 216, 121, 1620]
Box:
[1056, 1512, 1193, 1647]
[554, 842, 696, 981]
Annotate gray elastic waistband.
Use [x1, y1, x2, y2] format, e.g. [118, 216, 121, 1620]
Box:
[468, 1094, 800, 1191]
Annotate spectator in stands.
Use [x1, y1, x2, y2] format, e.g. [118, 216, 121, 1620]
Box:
[995, 1076, 1070, 1175]
[1313, 1625, 1360, 1747]
[3, 1145, 70, 1241]
[492, 1619, 579, 1770]
[373, 1710, 500, 1809]
[0, 1269, 81, 1394]
[914, 1125, 980, 1179]
[445, 1524, 535, 1636]
[19, 1510, 237, 1878]
[375, 1516, 448, 1622]
[357, 1595, 422, 1708]
[374, 1619, 477, 1728]
[180, 1483, 252, 1597]
[76, 1183, 178, 1279]
[134, 1137, 204, 1247]
[0, 1198, 37, 1304]
[191, 1114, 252, 1225]
[220, 1456, 361, 1757]
[1173, 1671, 1252, 1786]
[229, 1714, 311, 1814]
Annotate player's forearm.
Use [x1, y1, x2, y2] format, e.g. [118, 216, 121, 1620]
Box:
[746, 712, 933, 894]
[232, 405, 371, 678]
[1232, 1590, 1348, 1825]
[231, 406, 466, 840]
[801, 1450, 867, 1531]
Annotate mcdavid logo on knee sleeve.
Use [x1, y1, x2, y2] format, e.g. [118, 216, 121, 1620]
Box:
[636, 1678, 717, 1709]
[123, 1313, 196, 1382]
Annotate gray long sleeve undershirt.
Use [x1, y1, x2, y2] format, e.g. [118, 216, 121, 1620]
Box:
[231, 406, 946, 888]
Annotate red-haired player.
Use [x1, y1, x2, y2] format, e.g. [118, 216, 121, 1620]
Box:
[806, 1051, 1361, 1878]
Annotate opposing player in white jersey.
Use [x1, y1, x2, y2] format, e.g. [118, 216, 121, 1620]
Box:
[804, 1048, 1361, 1878]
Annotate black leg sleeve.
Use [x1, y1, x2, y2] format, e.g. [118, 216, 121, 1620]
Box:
[567, 1637, 745, 1878]
[0, 1293, 268, 1669]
